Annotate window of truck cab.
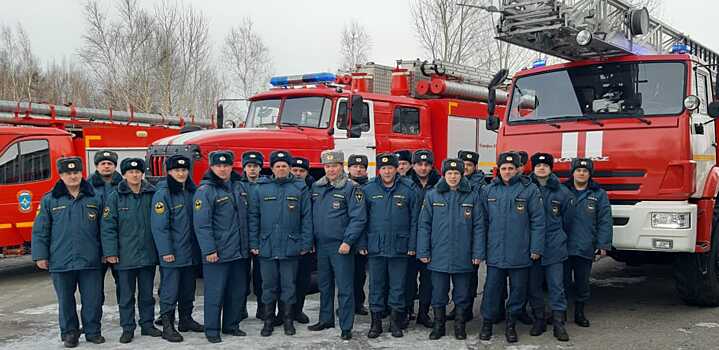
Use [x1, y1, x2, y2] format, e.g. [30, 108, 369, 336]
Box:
[245, 96, 332, 129]
[506, 61, 687, 124]
[0, 139, 51, 184]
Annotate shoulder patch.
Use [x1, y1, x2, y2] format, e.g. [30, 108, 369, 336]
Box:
[194, 199, 202, 211]
[154, 202, 165, 215]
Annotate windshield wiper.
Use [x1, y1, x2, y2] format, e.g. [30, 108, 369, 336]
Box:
[280, 122, 305, 130]
[577, 114, 604, 127]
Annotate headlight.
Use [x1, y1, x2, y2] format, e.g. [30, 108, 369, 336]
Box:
[684, 95, 700, 111]
[650, 212, 690, 229]
[576, 30, 592, 46]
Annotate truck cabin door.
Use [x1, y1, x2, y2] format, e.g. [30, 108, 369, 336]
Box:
[334, 98, 377, 176]
[691, 67, 717, 198]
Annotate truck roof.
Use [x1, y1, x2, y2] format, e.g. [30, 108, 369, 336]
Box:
[250, 85, 428, 107]
[0, 126, 71, 136]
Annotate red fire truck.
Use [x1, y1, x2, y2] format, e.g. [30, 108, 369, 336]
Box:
[0, 101, 213, 257]
[485, 0, 719, 305]
[146, 60, 516, 182]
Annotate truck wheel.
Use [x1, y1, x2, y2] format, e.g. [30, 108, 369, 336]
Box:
[673, 218, 719, 306]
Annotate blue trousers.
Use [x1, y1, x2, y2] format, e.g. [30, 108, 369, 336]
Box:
[480, 266, 528, 321]
[405, 259, 432, 312]
[117, 266, 156, 332]
[159, 265, 198, 318]
[100, 263, 119, 306]
[259, 257, 299, 305]
[564, 256, 593, 303]
[354, 254, 368, 309]
[203, 258, 248, 337]
[318, 251, 355, 331]
[296, 253, 315, 309]
[368, 256, 408, 313]
[51, 269, 103, 338]
[431, 271, 472, 310]
[528, 261, 567, 312]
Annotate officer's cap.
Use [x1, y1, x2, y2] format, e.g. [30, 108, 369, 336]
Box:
[458, 150, 480, 165]
[242, 151, 264, 167]
[348, 154, 368, 168]
[292, 157, 310, 171]
[412, 149, 434, 165]
[531, 152, 554, 170]
[441, 158, 464, 175]
[120, 158, 145, 174]
[209, 150, 234, 166]
[571, 158, 594, 175]
[497, 152, 521, 168]
[165, 155, 190, 172]
[93, 150, 118, 166]
[320, 150, 344, 165]
[270, 150, 293, 167]
[377, 153, 399, 168]
[394, 150, 412, 162]
[57, 157, 83, 174]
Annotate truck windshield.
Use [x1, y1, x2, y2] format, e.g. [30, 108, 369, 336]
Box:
[246, 96, 332, 129]
[507, 61, 686, 124]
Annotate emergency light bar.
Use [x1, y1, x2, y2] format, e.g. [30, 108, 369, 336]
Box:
[270, 72, 336, 87]
[670, 43, 690, 54]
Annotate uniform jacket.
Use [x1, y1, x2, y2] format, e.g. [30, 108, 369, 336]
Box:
[405, 168, 441, 200]
[531, 173, 574, 266]
[151, 175, 201, 267]
[564, 178, 613, 260]
[467, 170, 488, 191]
[88, 171, 122, 206]
[362, 175, 420, 257]
[311, 173, 367, 253]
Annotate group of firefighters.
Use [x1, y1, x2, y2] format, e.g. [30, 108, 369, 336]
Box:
[31, 146, 612, 347]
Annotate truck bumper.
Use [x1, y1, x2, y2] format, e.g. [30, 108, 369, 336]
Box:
[612, 201, 697, 253]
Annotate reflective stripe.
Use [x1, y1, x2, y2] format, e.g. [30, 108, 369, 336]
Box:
[16, 222, 33, 228]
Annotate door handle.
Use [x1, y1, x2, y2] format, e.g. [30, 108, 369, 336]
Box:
[367, 146, 376, 149]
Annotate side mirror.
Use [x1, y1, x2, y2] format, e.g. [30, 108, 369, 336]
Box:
[223, 120, 236, 128]
[486, 69, 509, 132]
[216, 104, 224, 129]
[708, 101, 719, 118]
[348, 94, 365, 138]
[486, 115, 500, 131]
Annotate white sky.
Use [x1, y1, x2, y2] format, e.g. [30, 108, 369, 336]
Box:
[1, 0, 717, 78]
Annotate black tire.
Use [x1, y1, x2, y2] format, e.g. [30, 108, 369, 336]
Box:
[673, 211, 719, 306]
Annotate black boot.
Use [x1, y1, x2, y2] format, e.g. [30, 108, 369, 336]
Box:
[529, 309, 546, 336]
[284, 304, 296, 336]
[294, 297, 310, 324]
[161, 314, 183, 342]
[428, 307, 446, 340]
[261, 303, 275, 337]
[574, 302, 590, 327]
[390, 310, 403, 338]
[63, 331, 80, 348]
[416, 303, 433, 328]
[178, 315, 204, 333]
[505, 316, 518, 343]
[119, 330, 134, 344]
[273, 302, 285, 327]
[367, 312, 383, 338]
[552, 311, 570, 341]
[453, 307, 466, 340]
[446, 306, 457, 321]
[141, 325, 162, 337]
[479, 319, 492, 341]
[256, 302, 265, 320]
[517, 306, 534, 325]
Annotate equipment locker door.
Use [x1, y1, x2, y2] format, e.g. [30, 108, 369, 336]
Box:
[333, 99, 377, 176]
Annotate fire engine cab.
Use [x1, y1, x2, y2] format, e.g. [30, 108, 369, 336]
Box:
[487, 0, 719, 305]
[146, 60, 514, 182]
[0, 101, 212, 257]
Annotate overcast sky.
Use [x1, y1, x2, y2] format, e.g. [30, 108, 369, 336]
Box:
[1, 0, 716, 77]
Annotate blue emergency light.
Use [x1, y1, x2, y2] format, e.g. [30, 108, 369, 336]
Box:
[670, 43, 690, 54]
[531, 58, 547, 68]
[270, 72, 336, 87]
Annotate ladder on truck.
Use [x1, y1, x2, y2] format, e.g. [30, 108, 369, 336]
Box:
[0, 100, 214, 128]
[493, 0, 719, 69]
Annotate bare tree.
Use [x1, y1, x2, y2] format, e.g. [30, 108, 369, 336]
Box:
[0, 23, 41, 101]
[339, 20, 372, 71]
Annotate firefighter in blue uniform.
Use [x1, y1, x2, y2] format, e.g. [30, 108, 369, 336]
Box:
[363, 153, 420, 338]
[101, 158, 160, 343]
[403, 149, 439, 328]
[308, 150, 367, 340]
[418, 159, 483, 340]
[88, 151, 122, 308]
[478, 152, 546, 343]
[527, 153, 572, 341]
[194, 150, 250, 343]
[394, 150, 412, 177]
[289, 156, 315, 324]
[239, 151, 267, 321]
[348, 154, 370, 316]
[249, 150, 313, 337]
[563, 158, 612, 328]
[151, 155, 204, 343]
[32, 157, 105, 348]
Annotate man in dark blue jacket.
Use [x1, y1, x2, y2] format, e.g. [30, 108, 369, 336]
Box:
[563, 158, 612, 328]
[403, 149, 440, 328]
[239, 151, 266, 321]
[289, 156, 315, 324]
[194, 150, 250, 343]
[348, 154, 370, 316]
[308, 150, 367, 340]
[528, 153, 572, 341]
[363, 153, 419, 338]
[478, 152, 546, 343]
[32, 157, 105, 348]
[249, 150, 313, 337]
[418, 159, 483, 341]
[151, 155, 204, 343]
[102, 158, 160, 343]
[394, 150, 413, 177]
